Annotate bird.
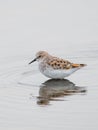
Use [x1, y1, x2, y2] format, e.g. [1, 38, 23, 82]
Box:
[29, 51, 86, 79]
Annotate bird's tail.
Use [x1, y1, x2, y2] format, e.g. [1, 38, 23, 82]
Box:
[72, 63, 87, 68]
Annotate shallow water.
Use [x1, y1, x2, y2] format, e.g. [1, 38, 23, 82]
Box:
[0, 0, 98, 130]
[0, 43, 98, 130]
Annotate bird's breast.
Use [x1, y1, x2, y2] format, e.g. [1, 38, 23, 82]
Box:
[39, 62, 47, 72]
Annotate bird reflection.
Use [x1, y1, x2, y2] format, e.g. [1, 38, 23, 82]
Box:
[37, 79, 86, 105]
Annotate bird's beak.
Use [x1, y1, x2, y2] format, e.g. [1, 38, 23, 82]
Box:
[29, 58, 37, 64]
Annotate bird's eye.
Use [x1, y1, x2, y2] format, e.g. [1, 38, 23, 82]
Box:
[38, 55, 41, 58]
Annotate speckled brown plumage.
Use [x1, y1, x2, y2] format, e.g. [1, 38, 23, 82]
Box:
[47, 58, 73, 70]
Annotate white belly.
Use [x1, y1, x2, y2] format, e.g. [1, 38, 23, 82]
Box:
[40, 67, 79, 79]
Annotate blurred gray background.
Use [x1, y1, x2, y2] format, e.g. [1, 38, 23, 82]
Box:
[0, 0, 98, 56]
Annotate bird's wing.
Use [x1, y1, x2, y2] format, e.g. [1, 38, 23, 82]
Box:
[47, 57, 86, 70]
[47, 57, 72, 69]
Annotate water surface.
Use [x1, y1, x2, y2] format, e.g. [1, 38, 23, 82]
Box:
[0, 0, 98, 130]
[0, 43, 98, 130]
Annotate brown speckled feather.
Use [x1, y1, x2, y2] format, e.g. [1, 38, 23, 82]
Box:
[47, 57, 86, 70]
[47, 57, 72, 70]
